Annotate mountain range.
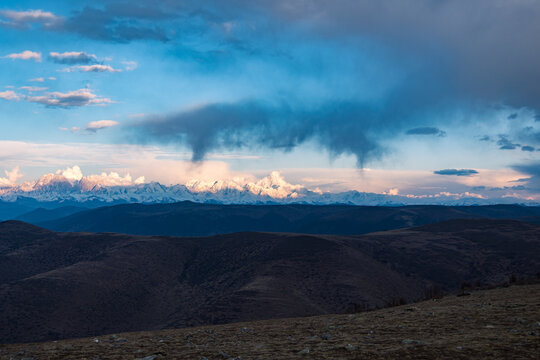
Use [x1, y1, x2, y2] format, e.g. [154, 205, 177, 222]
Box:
[0, 172, 537, 219]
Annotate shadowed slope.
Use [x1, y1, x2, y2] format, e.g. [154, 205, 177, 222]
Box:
[0, 219, 538, 343]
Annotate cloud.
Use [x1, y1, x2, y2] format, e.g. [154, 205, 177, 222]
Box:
[26, 88, 113, 108]
[507, 113, 518, 120]
[513, 162, 540, 191]
[0, 91, 20, 101]
[497, 135, 520, 150]
[56, 6, 170, 43]
[129, 101, 387, 164]
[516, 126, 540, 147]
[255, 0, 540, 109]
[0, 9, 60, 28]
[61, 64, 122, 73]
[406, 127, 446, 137]
[20, 86, 48, 92]
[80, 171, 145, 190]
[29, 77, 44, 82]
[85, 120, 120, 132]
[48, 51, 97, 64]
[521, 145, 535, 152]
[478, 135, 491, 142]
[58, 165, 83, 181]
[5, 1, 540, 109]
[122, 61, 138, 71]
[0, 140, 536, 200]
[0, 166, 23, 187]
[434, 169, 478, 176]
[2, 50, 42, 62]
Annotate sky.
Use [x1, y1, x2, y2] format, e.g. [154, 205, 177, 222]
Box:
[0, 0, 539, 201]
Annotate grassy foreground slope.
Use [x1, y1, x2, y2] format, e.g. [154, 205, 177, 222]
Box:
[2, 284, 539, 360]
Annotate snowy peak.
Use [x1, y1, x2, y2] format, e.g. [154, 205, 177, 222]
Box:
[0, 166, 537, 206]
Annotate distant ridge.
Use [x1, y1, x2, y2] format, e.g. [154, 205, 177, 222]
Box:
[15, 206, 87, 223]
[39, 202, 540, 236]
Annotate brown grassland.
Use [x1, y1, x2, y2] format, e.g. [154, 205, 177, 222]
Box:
[2, 283, 539, 360]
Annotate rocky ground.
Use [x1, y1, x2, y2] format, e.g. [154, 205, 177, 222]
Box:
[1, 284, 539, 360]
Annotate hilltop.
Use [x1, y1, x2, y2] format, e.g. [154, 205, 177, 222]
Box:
[2, 284, 539, 359]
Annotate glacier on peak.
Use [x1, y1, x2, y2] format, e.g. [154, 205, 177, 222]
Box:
[0, 167, 536, 206]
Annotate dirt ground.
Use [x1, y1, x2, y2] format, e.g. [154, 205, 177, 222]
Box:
[1, 284, 539, 360]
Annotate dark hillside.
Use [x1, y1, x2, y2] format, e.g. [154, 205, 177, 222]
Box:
[0, 219, 538, 343]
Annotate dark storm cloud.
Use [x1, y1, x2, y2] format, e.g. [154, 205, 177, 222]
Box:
[48, 51, 97, 64]
[12, 0, 537, 165]
[488, 185, 526, 191]
[507, 113, 518, 120]
[7, 0, 540, 108]
[522, 146, 535, 152]
[433, 169, 478, 177]
[513, 162, 540, 191]
[119, 0, 540, 163]
[497, 135, 520, 150]
[38, 0, 540, 108]
[406, 127, 446, 137]
[517, 127, 540, 146]
[129, 101, 395, 164]
[253, 0, 540, 109]
[54, 6, 170, 42]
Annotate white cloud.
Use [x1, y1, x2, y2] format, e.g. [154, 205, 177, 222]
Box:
[3, 50, 42, 62]
[86, 120, 120, 132]
[1, 87, 112, 107]
[0, 90, 20, 100]
[122, 61, 138, 71]
[49, 51, 97, 64]
[384, 188, 399, 196]
[61, 64, 122, 73]
[0, 9, 60, 25]
[29, 77, 44, 82]
[57, 165, 83, 181]
[20, 86, 48, 92]
[9, 164, 146, 192]
[80, 172, 145, 190]
[0, 166, 23, 187]
[0, 141, 241, 186]
[48, 77, 56, 81]
[27, 88, 113, 107]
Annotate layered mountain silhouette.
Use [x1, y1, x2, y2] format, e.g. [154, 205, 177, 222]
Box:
[38, 202, 540, 236]
[0, 219, 538, 343]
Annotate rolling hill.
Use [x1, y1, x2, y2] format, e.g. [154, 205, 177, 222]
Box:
[0, 218, 538, 343]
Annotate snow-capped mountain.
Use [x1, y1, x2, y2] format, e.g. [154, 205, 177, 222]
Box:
[0, 168, 536, 206]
